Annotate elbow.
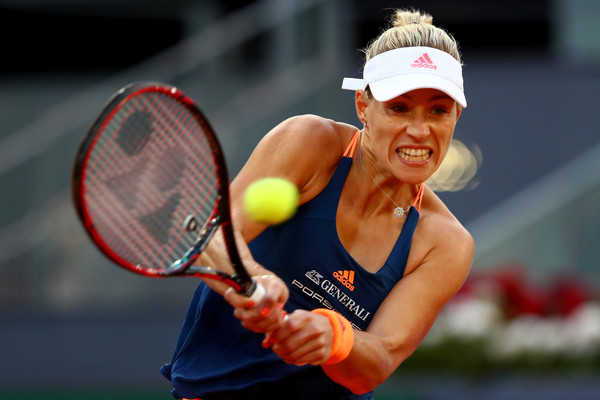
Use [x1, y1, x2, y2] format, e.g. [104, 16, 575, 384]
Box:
[347, 382, 380, 395]
[331, 363, 391, 395]
[345, 374, 387, 395]
[323, 337, 402, 394]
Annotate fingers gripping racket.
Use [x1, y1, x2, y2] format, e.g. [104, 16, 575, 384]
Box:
[72, 81, 264, 300]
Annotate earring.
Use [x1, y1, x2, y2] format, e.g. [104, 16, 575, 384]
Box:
[362, 121, 367, 128]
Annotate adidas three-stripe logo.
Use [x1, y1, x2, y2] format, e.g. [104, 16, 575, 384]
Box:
[411, 52, 437, 69]
[333, 270, 355, 291]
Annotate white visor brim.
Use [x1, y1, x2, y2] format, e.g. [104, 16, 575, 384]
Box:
[342, 46, 467, 108]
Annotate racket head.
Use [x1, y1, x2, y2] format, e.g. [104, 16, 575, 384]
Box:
[72, 82, 237, 279]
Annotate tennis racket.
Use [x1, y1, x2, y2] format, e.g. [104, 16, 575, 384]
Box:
[72, 81, 264, 300]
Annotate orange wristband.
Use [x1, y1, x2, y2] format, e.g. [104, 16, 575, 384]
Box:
[311, 308, 354, 364]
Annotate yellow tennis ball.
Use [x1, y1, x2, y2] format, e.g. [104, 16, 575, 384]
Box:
[243, 178, 299, 224]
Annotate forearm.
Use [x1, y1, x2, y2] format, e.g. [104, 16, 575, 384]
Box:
[268, 310, 425, 393]
[322, 331, 401, 394]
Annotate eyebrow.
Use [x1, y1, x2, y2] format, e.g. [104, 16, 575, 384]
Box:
[399, 93, 453, 102]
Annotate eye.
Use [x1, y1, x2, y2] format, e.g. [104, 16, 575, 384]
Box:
[390, 103, 409, 113]
[432, 107, 449, 115]
[430, 102, 454, 116]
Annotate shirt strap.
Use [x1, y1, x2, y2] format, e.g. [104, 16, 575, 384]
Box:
[412, 183, 425, 212]
[342, 130, 360, 158]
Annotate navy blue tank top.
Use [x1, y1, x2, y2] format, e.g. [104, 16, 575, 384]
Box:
[161, 150, 420, 400]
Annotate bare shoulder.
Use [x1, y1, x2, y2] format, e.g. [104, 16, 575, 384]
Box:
[244, 114, 358, 195]
[409, 186, 474, 284]
[426, 196, 473, 252]
[261, 114, 356, 158]
[231, 115, 359, 240]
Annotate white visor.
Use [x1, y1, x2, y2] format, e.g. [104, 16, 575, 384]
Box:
[342, 46, 466, 108]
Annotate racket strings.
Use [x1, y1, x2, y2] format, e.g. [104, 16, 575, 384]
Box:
[87, 95, 180, 266]
[84, 90, 220, 271]
[147, 101, 218, 267]
[137, 94, 218, 259]
[95, 104, 212, 267]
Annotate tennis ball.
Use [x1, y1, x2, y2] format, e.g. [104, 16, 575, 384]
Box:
[243, 177, 299, 224]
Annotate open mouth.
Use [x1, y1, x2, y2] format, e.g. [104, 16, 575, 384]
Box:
[398, 148, 431, 162]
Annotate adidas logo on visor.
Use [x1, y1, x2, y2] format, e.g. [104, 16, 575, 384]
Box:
[411, 53, 437, 69]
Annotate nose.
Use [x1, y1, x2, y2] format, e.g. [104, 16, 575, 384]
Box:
[406, 113, 430, 140]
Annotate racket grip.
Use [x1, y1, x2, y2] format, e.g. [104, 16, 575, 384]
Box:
[246, 281, 266, 303]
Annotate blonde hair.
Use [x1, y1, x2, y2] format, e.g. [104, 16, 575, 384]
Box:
[364, 9, 462, 65]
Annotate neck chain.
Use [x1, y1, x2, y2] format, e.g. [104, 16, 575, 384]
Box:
[358, 147, 410, 217]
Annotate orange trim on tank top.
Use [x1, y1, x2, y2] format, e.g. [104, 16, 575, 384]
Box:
[343, 130, 360, 158]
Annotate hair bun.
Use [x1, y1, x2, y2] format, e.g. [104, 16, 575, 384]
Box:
[362, 8, 461, 65]
[392, 9, 433, 27]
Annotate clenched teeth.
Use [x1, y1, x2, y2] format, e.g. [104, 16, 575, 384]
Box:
[398, 148, 431, 162]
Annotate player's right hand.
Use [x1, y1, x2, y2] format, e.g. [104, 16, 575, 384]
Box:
[225, 274, 288, 333]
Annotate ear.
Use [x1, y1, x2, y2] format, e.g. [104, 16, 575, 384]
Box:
[455, 105, 463, 121]
[355, 90, 369, 124]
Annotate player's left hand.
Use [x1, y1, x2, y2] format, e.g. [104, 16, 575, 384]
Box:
[264, 309, 334, 366]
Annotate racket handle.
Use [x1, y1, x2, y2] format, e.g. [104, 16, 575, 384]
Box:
[246, 281, 266, 303]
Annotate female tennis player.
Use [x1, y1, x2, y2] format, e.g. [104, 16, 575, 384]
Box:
[161, 8, 474, 400]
